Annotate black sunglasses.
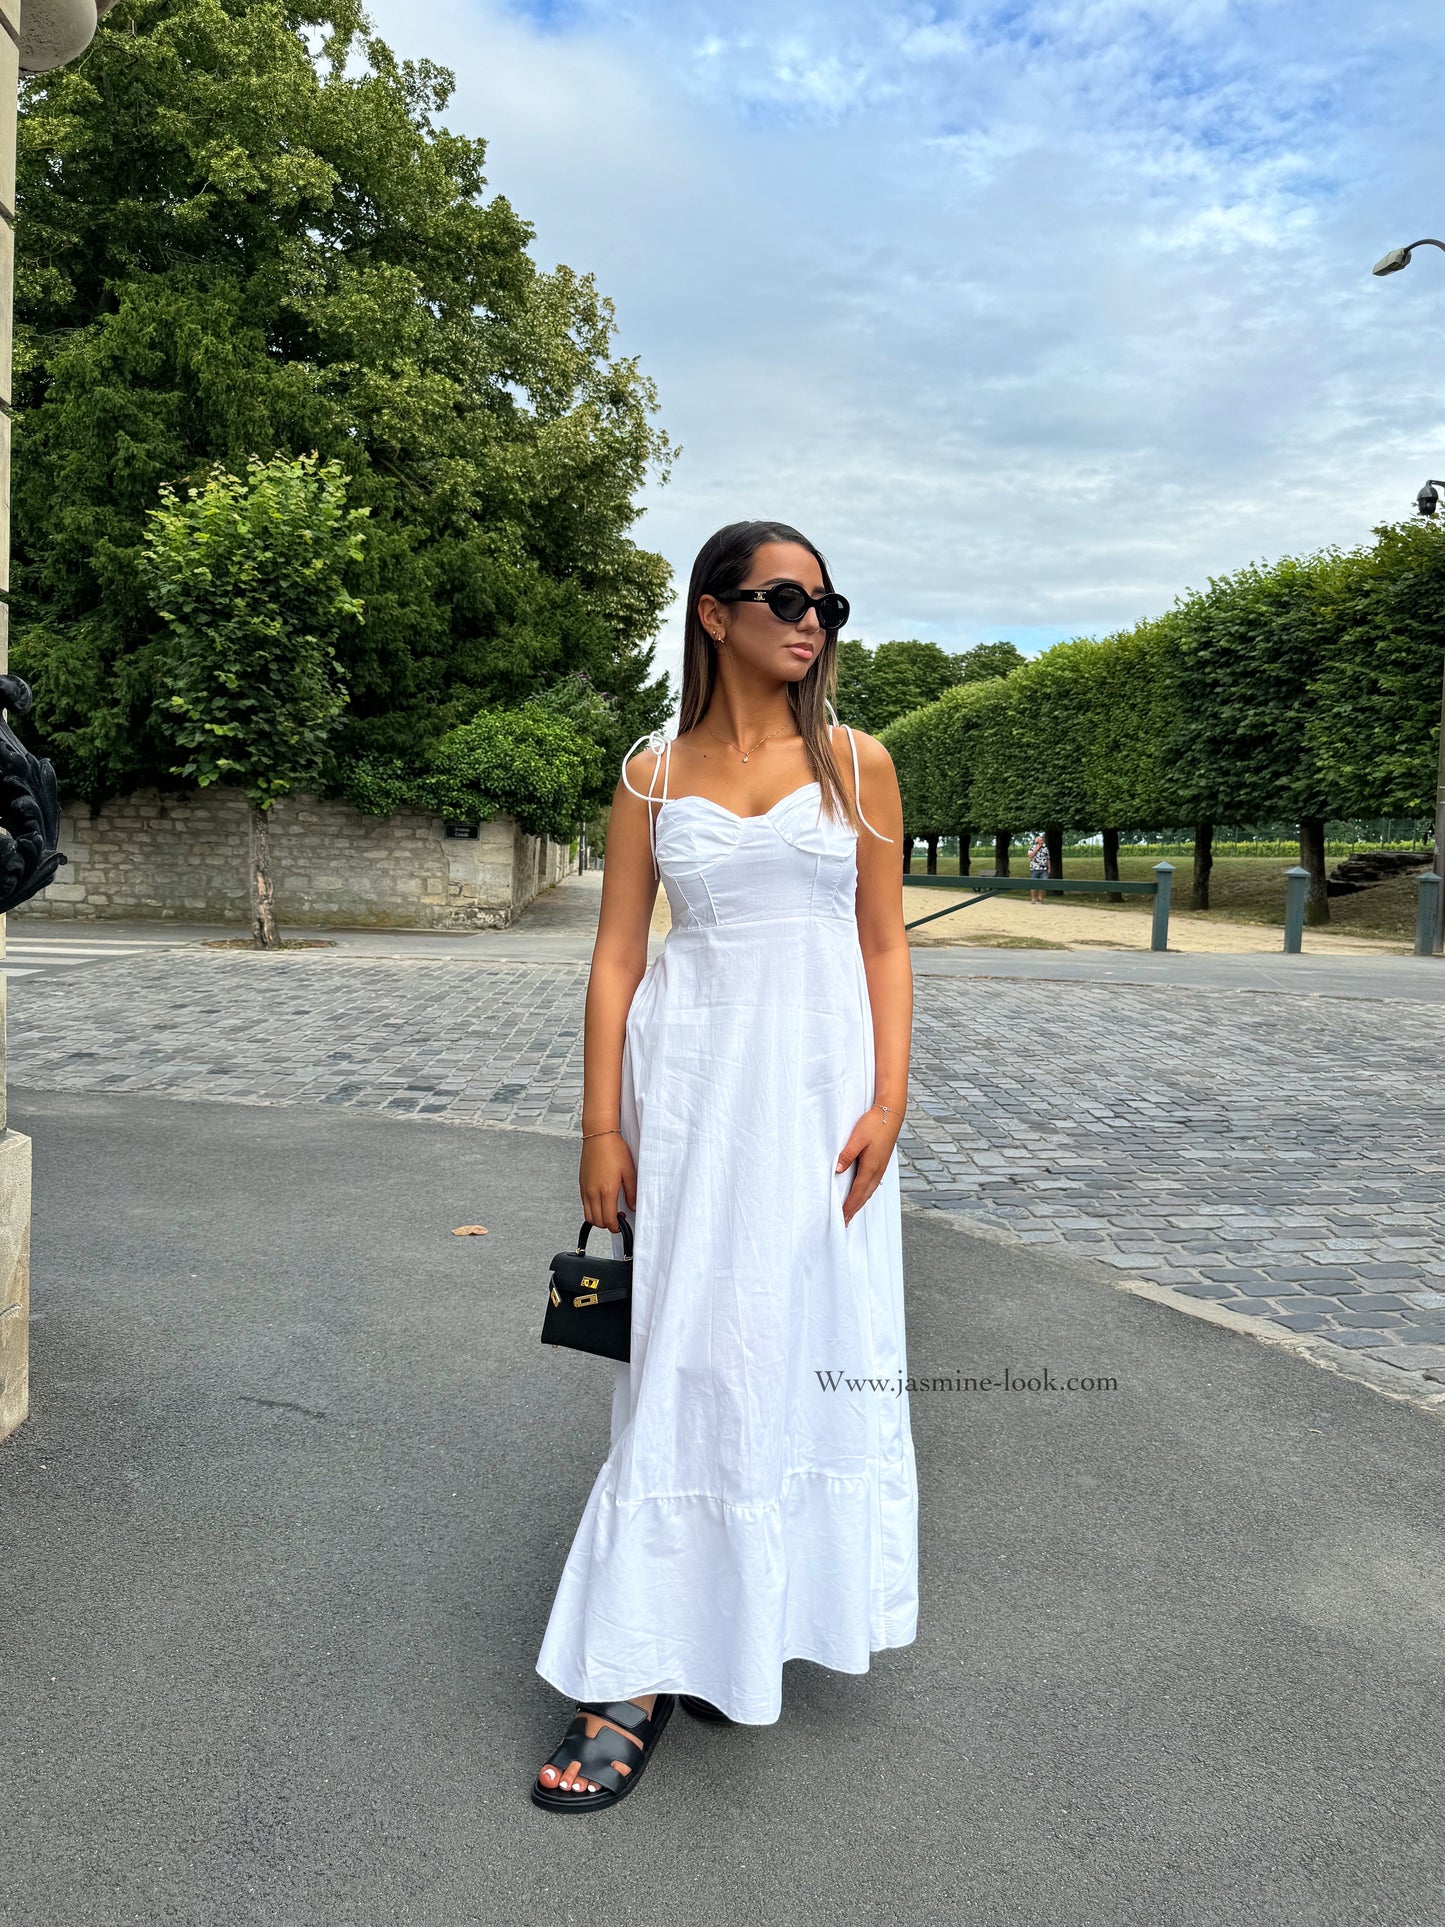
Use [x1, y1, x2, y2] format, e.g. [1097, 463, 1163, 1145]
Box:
[715, 582, 850, 630]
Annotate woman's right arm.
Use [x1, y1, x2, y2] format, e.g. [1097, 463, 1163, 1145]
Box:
[579, 749, 663, 1232]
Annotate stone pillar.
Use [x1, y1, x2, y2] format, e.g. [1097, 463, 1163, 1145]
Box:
[0, 0, 29, 1442]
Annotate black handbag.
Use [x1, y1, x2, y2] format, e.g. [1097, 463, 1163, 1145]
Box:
[541, 1217, 633, 1363]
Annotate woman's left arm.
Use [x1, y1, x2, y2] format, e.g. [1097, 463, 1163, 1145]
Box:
[835, 731, 913, 1227]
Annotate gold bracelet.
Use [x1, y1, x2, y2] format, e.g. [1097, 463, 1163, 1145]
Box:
[582, 1128, 623, 1141]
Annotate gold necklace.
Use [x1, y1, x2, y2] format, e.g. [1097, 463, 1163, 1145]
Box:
[703, 717, 792, 764]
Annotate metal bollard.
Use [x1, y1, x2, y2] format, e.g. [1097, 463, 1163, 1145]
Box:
[1150, 862, 1174, 952]
[1415, 872, 1442, 957]
[1283, 866, 1309, 953]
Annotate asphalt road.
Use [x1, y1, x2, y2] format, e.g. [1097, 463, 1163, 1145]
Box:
[3, 1090, 1443, 1926]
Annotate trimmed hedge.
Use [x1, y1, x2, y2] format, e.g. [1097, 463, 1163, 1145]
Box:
[886, 520, 1445, 840]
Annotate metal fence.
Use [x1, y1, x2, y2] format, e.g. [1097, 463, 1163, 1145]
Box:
[903, 865, 1177, 952]
[904, 864, 1442, 958]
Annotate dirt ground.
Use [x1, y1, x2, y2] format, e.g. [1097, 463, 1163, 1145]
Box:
[647, 886, 1408, 955]
[897, 886, 1407, 955]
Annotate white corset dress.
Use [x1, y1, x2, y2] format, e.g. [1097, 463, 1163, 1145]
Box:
[535, 721, 919, 1724]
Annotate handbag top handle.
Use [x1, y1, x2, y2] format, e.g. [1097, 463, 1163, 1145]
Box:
[576, 1217, 634, 1258]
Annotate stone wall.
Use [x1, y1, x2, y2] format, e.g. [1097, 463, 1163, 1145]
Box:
[14, 788, 577, 930]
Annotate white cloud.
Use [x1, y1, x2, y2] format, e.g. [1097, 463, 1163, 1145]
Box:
[359, 0, 1445, 704]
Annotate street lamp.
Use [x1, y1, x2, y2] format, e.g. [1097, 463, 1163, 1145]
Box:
[1372, 239, 1445, 276]
[1374, 238, 1445, 952]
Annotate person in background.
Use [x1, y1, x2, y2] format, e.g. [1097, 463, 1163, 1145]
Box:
[1028, 832, 1050, 905]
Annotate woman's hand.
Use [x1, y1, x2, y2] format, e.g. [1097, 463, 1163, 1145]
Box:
[835, 1105, 903, 1227]
[580, 1132, 637, 1233]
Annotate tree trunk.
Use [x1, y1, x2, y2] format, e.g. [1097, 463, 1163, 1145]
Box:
[1300, 815, 1329, 924]
[249, 799, 280, 948]
[901, 833, 914, 875]
[994, 831, 1011, 878]
[925, 833, 938, 875]
[958, 827, 972, 878]
[1191, 821, 1214, 912]
[1102, 828, 1121, 903]
[1045, 825, 1064, 880]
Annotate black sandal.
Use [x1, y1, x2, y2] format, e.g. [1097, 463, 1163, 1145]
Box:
[680, 1695, 734, 1724]
[531, 1696, 676, 1813]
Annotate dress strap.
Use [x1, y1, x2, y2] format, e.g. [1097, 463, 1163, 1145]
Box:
[832, 722, 893, 844]
[619, 729, 671, 878]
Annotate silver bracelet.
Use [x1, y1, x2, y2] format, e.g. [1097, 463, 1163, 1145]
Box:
[873, 1103, 904, 1122]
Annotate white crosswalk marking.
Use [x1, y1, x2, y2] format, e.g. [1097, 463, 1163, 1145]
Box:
[1, 931, 190, 979]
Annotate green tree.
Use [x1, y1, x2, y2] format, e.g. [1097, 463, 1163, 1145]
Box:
[928, 670, 1017, 867]
[840, 636, 1022, 740]
[1079, 615, 1189, 830]
[958, 640, 1027, 684]
[832, 637, 873, 728]
[1167, 552, 1349, 921]
[868, 640, 963, 731]
[340, 703, 602, 842]
[140, 451, 367, 944]
[13, 0, 673, 805]
[1081, 613, 1194, 900]
[1307, 519, 1445, 818]
[841, 638, 963, 734]
[883, 701, 963, 873]
[879, 638, 1027, 874]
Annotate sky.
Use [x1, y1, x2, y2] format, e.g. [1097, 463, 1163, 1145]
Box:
[360, 0, 1445, 697]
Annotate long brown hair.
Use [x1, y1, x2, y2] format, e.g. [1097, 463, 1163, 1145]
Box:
[677, 519, 866, 835]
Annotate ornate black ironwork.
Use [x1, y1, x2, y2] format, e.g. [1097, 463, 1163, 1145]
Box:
[0, 674, 66, 914]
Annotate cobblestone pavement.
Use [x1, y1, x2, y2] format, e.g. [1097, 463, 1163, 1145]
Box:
[9, 950, 1445, 1405]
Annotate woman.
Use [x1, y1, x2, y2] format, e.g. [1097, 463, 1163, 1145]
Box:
[1028, 832, 1050, 905]
[532, 521, 919, 1811]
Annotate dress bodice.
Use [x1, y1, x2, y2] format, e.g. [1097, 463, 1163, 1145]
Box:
[618, 720, 891, 932]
